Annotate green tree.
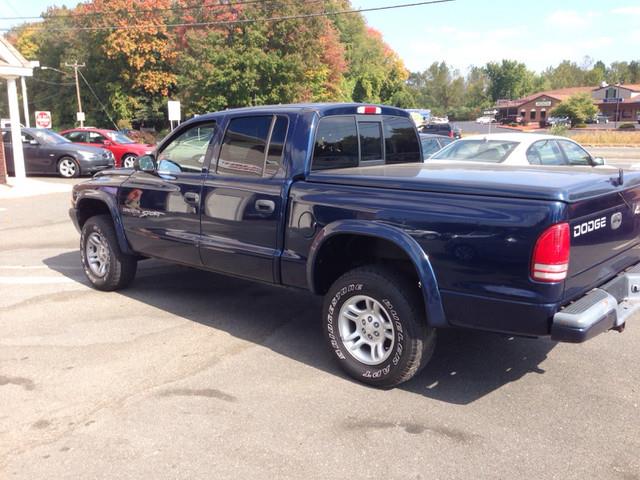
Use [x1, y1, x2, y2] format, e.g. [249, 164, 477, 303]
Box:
[406, 61, 464, 115]
[485, 60, 537, 101]
[542, 60, 585, 88]
[550, 93, 598, 126]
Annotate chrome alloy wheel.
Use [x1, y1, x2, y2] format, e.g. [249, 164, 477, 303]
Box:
[122, 155, 137, 168]
[338, 295, 395, 365]
[58, 158, 77, 177]
[85, 232, 110, 277]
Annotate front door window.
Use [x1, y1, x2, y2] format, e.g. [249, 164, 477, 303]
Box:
[157, 123, 217, 174]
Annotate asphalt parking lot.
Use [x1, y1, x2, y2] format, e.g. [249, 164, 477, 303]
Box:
[1, 178, 639, 479]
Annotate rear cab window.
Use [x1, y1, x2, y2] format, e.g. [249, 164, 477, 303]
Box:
[311, 114, 420, 171]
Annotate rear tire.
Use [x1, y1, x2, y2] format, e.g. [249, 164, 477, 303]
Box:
[121, 154, 137, 169]
[58, 156, 80, 178]
[80, 215, 137, 291]
[323, 265, 436, 388]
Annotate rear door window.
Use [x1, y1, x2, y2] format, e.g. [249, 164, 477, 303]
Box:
[264, 116, 289, 177]
[217, 116, 273, 177]
[527, 140, 565, 165]
[383, 116, 421, 164]
[312, 116, 359, 170]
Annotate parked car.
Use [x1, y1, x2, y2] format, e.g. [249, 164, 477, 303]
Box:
[70, 103, 638, 389]
[419, 133, 455, 159]
[499, 114, 524, 125]
[475, 116, 496, 124]
[545, 116, 571, 127]
[60, 128, 155, 168]
[419, 123, 461, 139]
[430, 116, 449, 124]
[429, 133, 605, 166]
[586, 114, 610, 124]
[1, 128, 114, 178]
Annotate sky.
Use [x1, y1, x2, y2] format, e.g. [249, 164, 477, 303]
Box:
[1, 0, 639, 74]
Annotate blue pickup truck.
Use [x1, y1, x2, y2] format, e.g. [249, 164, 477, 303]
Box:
[70, 103, 640, 388]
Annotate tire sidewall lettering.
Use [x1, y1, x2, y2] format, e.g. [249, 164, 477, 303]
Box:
[326, 282, 405, 380]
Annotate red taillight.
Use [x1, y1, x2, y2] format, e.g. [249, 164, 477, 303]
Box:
[448, 131, 454, 138]
[357, 106, 381, 115]
[531, 223, 570, 282]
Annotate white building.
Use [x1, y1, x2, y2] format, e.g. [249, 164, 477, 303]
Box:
[0, 35, 35, 179]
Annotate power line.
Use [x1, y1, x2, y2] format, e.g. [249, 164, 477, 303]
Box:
[77, 69, 119, 130]
[0, 0, 276, 21]
[28, 77, 76, 86]
[2, 0, 455, 32]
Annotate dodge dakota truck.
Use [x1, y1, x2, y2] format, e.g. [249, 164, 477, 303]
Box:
[69, 103, 640, 388]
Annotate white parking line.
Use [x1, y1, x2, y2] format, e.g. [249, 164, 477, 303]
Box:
[0, 265, 79, 270]
[0, 276, 77, 284]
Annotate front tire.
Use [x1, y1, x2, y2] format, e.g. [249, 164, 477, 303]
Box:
[58, 157, 80, 178]
[323, 265, 436, 388]
[121, 154, 137, 169]
[80, 215, 137, 291]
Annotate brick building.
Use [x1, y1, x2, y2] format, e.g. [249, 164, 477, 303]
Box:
[495, 87, 594, 125]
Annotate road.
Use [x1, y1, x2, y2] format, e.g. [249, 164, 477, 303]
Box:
[1, 178, 639, 480]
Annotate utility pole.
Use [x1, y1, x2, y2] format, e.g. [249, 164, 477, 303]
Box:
[65, 61, 86, 127]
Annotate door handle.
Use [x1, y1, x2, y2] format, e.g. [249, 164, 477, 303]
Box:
[183, 191, 200, 205]
[255, 199, 275, 214]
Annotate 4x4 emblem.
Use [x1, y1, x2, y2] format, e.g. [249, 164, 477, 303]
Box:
[611, 212, 623, 230]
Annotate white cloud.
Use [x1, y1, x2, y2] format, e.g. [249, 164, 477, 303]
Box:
[546, 10, 599, 28]
[612, 6, 640, 15]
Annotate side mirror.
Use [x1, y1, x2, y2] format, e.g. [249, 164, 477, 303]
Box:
[134, 154, 156, 172]
[592, 156, 606, 166]
[29, 139, 38, 145]
[103, 140, 112, 146]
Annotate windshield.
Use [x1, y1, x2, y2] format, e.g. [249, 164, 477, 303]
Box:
[431, 139, 519, 163]
[106, 131, 136, 144]
[32, 129, 70, 145]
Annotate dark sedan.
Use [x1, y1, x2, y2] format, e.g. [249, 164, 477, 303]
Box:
[2, 128, 114, 178]
[420, 133, 455, 160]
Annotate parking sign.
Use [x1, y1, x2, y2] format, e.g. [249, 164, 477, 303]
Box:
[35, 111, 52, 129]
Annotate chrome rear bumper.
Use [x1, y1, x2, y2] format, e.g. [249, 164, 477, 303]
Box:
[552, 263, 640, 342]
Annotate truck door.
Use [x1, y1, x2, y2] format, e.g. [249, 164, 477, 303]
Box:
[199, 114, 290, 283]
[118, 121, 217, 265]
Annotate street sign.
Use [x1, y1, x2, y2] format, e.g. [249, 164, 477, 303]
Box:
[603, 98, 623, 103]
[76, 112, 85, 122]
[483, 109, 498, 115]
[168, 101, 181, 122]
[35, 111, 52, 129]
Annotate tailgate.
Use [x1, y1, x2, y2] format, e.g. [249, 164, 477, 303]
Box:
[565, 185, 640, 301]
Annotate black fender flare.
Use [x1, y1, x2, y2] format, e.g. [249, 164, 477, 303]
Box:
[74, 189, 133, 255]
[307, 219, 447, 328]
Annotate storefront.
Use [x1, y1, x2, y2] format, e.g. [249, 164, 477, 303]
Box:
[495, 87, 593, 125]
[594, 84, 640, 122]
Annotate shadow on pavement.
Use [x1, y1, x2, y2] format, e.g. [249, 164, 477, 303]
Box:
[44, 250, 556, 405]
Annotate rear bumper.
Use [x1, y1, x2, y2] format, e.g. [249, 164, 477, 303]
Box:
[551, 263, 640, 342]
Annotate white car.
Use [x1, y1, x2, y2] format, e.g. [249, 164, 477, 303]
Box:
[428, 133, 606, 167]
[475, 116, 495, 124]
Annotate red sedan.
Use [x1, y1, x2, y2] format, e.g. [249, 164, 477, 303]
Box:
[60, 128, 155, 168]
